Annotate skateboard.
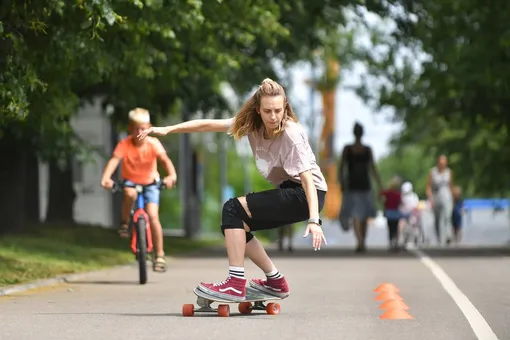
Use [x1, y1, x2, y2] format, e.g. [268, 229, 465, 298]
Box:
[182, 285, 284, 317]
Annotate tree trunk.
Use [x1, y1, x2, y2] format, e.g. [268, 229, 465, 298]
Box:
[24, 148, 40, 224]
[110, 123, 122, 227]
[44, 157, 76, 225]
[0, 132, 28, 234]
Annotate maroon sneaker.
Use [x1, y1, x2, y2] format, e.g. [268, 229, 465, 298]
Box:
[198, 276, 247, 302]
[249, 276, 290, 298]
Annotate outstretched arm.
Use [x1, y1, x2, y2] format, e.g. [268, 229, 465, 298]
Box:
[425, 171, 433, 200]
[449, 170, 454, 195]
[138, 118, 233, 139]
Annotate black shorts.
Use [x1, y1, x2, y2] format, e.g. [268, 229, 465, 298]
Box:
[244, 180, 327, 232]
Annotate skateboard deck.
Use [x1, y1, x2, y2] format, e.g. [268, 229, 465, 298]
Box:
[182, 285, 285, 317]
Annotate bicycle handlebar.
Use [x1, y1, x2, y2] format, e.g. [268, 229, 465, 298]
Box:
[111, 180, 167, 194]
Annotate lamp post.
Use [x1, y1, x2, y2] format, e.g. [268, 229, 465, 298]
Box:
[179, 44, 201, 239]
[235, 136, 252, 194]
[306, 48, 324, 159]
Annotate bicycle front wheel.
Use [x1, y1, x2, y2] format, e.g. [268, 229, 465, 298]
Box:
[135, 217, 148, 285]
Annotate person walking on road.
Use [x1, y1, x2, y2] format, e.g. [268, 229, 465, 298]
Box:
[338, 122, 383, 253]
[451, 186, 464, 244]
[278, 224, 295, 252]
[426, 154, 455, 246]
[137, 78, 328, 302]
[380, 176, 402, 251]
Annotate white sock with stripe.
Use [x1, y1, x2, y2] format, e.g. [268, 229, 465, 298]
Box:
[229, 266, 245, 278]
[265, 268, 283, 279]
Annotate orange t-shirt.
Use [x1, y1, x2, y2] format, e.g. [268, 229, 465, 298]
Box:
[113, 136, 166, 185]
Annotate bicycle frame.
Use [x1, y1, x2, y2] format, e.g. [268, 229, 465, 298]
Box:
[130, 184, 154, 255]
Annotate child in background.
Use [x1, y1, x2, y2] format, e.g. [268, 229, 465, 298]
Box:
[399, 181, 421, 246]
[278, 225, 294, 252]
[451, 186, 464, 244]
[101, 108, 178, 272]
[400, 182, 420, 219]
[380, 176, 402, 251]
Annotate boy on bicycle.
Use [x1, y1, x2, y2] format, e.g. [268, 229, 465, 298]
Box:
[100, 108, 177, 272]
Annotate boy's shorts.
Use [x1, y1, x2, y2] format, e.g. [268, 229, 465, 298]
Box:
[452, 213, 462, 229]
[123, 180, 161, 205]
[400, 212, 412, 220]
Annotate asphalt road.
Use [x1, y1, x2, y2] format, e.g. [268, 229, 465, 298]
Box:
[289, 208, 510, 248]
[1, 208, 509, 340]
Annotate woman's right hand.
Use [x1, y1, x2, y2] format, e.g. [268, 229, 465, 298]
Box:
[428, 197, 434, 208]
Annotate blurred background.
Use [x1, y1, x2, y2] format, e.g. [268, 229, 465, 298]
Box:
[1, 0, 509, 250]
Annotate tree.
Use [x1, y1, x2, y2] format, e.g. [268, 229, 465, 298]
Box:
[0, 0, 364, 233]
[0, 0, 128, 232]
[376, 145, 435, 197]
[353, 1, 510, 196]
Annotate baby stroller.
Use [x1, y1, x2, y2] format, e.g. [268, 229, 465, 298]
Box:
[399, 182, 428, 247]
[401, 205, 427, 247]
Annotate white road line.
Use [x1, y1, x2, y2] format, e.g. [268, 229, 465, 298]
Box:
[409, 247, 499, 340]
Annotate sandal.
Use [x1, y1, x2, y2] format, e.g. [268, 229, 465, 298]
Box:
[152, 256, 167, 273]
[118, 223, 130, 238]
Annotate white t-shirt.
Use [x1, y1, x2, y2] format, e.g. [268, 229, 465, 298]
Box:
[225, 118, 328, 191]
[400, 192, 419, 214]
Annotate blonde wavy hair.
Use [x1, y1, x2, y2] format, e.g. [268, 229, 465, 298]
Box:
[230, 78, 299, 140]
[128, 107, 150, 124]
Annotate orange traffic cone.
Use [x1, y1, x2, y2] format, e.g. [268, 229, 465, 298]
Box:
[379, 309, 414, 320]
[379, 299, 409, 310]
[374, 283, 399, 293]
[375, 291, 403, 301]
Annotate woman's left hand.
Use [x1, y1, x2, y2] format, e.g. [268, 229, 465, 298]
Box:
[137, 126, 168, 140]
[303, 223, 327, 251]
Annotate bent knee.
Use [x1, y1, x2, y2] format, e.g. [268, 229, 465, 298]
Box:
[221, 197, 250, 231]
[147, 212, 160, 223]
[236, 196, 252, 218]
[222, 197, 250, 220]
[123, 188, 137, 200]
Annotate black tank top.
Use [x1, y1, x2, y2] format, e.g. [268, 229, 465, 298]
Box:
[345, 146, 371, 191]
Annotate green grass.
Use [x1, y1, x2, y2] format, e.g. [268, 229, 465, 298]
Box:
[0, 224, 223, 287]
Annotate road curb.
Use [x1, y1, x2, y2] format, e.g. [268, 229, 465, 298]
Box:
[0, 263, 137, 297]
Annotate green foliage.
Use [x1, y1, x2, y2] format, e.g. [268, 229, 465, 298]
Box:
[377, 145, 435, 198]
[0, 0, 357, 161]
[0, 0, 121, 119]
[197, 137, 273, 233]
[355, 1, 510, 196]
[0, 0, 372, 235]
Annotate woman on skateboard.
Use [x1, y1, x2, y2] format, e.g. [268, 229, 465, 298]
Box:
[137, 78, 328, 302]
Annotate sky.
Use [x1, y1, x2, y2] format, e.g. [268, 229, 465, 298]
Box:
[286, 62, 403, 162]
[280, 8, 405, 162]
[225, 61, 404, 162]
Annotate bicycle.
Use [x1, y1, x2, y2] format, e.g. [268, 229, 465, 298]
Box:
[111, 180, 166, 285]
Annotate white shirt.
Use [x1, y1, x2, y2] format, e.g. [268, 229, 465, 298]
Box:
[401, 192, 419, 214]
